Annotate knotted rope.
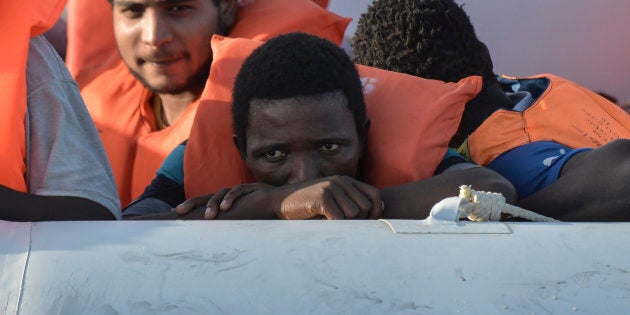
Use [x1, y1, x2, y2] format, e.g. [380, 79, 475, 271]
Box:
[458, 185, 559, 222]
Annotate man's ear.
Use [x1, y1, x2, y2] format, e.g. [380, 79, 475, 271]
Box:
[233, 134, 247, 161]
[220, 0, 239, 29]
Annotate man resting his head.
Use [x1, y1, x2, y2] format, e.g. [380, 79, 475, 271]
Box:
[124, 32, 515, 220]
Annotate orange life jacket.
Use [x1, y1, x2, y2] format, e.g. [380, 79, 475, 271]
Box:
[311, 0, 330, 8]
[66, 0, 346, 83]
[0, 0, 67, 192]
[184, 36, 482, 198]
[76, 0, 350, 207]
[466, 74, 630, 166]
[229, 0, 346, 41]
[65, 0, 116, 83]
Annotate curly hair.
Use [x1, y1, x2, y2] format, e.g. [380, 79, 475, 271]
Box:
[232, 32, 366, 153]
[353, 0, 501, 147]
[352, 0, 494, 83]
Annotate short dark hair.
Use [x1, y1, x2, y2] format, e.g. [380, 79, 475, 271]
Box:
[232, 32, 366, 153]
[352, 0, 495, 83]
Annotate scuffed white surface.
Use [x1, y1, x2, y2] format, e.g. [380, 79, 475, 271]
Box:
[380, 219, 510, 234]
[2, 220, 630, 314]
[0, 221, 31, 315]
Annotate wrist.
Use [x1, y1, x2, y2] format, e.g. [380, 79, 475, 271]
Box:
[263, 186, 287, 219]
[264, 184, 311, 220]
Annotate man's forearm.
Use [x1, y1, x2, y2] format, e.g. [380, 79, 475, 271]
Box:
[0, 185, 115, 221]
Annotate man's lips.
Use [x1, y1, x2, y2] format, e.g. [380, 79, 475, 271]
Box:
[140, 55, 184, 65]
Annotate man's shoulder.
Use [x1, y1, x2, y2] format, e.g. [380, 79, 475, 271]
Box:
[26, 36, 73, 89]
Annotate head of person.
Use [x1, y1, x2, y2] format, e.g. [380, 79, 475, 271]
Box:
[232, 32, 368, 186]
[596, 91, 618, 104]
[353, 0, 494, 84]
[109, 0, 238, 94]
[352, 0, 500, 147]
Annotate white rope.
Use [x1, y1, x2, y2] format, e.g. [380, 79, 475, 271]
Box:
[457, 185, 559, 222]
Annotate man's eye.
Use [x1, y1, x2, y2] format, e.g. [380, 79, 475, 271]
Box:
[167, 5, 192, 13]
[121, 5, 145, 18]
[264, 150, 287, 160]
[320, 144, 340, 151]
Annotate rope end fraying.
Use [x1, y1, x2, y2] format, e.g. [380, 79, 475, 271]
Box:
[459, 185, 473, 201]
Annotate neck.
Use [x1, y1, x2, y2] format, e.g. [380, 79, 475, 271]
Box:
[450, 79, 516, 147]
[156, 91, 199, 125]
[472, 80, 516, 109]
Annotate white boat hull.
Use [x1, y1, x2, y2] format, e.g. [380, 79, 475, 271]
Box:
[2, 219, 629, 314]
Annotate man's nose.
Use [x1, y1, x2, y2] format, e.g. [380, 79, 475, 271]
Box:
[141, 12, 172, 48]
[286, 155, 321, 185]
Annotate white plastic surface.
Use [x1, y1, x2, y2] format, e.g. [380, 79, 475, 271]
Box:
[1, 219, 629, 314]
[0, 221, 31, 315]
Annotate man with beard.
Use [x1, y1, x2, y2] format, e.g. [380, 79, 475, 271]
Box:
[75, 0, 349, 206]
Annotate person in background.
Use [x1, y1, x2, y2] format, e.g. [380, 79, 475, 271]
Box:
[71, 0, 350, 207]
[1, 0, 120, 221]
[124, 32, 515, 220]
[353, 0, 630, 221]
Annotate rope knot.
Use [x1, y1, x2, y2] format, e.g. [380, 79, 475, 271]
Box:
[456, 185, 559, 222]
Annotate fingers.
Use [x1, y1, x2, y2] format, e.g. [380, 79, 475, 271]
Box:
[203, 185, 258, 219]
[329, 176, 383, 219]
[317, 193, 345, 220]
[204, 188, 230, 220]
[374, 201, 385, 220]
[326, 181, 362, 219]
[173, 194, 213, 215]
[349, 179, 384, 219]
[219, 184, 257, 211]
[314, 177, 383, 220]
[280, 176, 383, 220]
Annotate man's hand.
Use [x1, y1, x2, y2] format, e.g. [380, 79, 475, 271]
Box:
[172, 176, 384, 220]
[273, 176, 383, 220]
[173, 193, 214, 217]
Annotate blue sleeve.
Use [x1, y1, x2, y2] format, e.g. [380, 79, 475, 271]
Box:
[156, 142, 186, 184]
[122, 142, 187, 216]
[434, 148, 469, 175]
[443, 147, 463, 160]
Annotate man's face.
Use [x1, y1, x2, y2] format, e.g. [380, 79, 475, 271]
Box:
[112, 0, 226, 94]
[242, 91, 364, 186]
